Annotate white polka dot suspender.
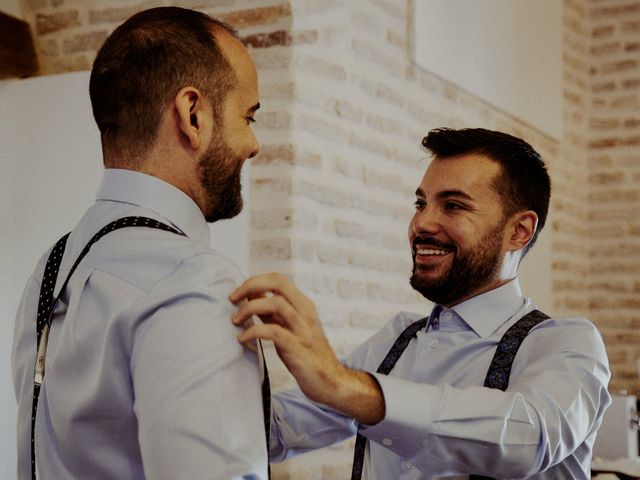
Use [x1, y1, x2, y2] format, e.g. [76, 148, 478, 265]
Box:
[30, 217, 184, 480]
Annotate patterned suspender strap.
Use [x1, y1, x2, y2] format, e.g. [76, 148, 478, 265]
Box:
[350, 317, 429, 480]
[31, 233, 69, 480]
[469, 309, 550, 480]
[30, 216, 184, 480]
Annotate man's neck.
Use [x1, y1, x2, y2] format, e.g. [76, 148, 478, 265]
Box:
[444, 277, 516, 308]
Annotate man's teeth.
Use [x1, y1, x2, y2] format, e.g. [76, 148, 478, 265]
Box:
[417, 248, 448, 256]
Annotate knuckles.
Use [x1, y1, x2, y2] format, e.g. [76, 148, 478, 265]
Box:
[266, 272, 288, 291]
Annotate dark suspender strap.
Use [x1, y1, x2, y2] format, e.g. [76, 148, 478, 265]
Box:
[350, 309, 549, 480]
[259, 341, 271, 477]
[350, 317, 428, 480]
[30, 216, 184, 480]
[30, 233, 69, 480]
[469, 309, 550, 480]
[483, 309, 550, 390]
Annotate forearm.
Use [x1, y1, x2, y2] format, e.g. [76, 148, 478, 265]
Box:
[268, 366, 385, 462]
[319, 366, 385, 426]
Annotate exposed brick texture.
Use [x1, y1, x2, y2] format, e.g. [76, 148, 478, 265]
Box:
[14, 0, 640, 477]
[35, 10, 80, 35]
[589, 0, 640, 397]
[62, 30, 108, 54]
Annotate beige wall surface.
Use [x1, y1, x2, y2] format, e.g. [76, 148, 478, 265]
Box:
[0, 0, 21, 18]
[414, 0, 564, 140]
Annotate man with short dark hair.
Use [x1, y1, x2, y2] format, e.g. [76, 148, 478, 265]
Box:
[13, 7, 266, 479]
[231, 128, 611, 479]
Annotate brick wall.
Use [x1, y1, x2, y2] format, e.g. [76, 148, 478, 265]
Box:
[588, 0, 640, 396]
[15, 0, 640, 477]
[557, 0, 592, 320]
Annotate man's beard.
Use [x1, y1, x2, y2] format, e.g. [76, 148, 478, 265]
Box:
[199, 134, 244, 223]
[409, 221, 505, 305]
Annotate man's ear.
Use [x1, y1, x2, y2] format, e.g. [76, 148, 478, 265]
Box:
[506, 210, 538, 252]
[174, 86, 209, 151]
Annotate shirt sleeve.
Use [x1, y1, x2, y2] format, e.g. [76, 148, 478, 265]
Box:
[359, 318, 612, 478]
[129, 253, 268, 479]
[270, 386, 357, 462]
[268, 314, 412, 463]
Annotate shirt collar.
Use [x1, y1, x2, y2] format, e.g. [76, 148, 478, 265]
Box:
[437, 279, 526, 338]
[96, 168, 210, 246]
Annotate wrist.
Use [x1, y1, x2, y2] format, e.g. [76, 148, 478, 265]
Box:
[323, 366, 385, 425]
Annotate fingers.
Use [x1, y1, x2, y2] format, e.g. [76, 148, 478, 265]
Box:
[230, 273, 314, 314]
[232, 295, 298, 330]
[229, 272, 284, 302]
[237, 321, 296, 348]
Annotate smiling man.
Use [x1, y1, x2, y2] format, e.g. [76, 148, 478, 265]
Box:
[13, 7, 267, 479]
[231, 128, 611, 479]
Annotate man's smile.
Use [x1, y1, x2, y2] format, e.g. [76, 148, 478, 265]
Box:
[415, 247, 449, 256]
[412, 239, 455, 269]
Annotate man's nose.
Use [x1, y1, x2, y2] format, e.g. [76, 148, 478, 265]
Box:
[411, 207, 440, 236]
[247, 136, 260, 159]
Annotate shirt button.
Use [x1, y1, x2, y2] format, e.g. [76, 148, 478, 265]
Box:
[430, 339, 439, 349]
[442, 311, 452, 321]
[382, 438, 394, 446]
[404, 461, 414, 469]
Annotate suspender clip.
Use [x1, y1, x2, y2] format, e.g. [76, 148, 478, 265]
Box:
[34, 324, 50, 386]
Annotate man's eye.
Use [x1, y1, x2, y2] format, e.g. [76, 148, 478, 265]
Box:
[414, 200, 425, 210]
[246, 116, 256, 124]
[445, 202, 463, 210]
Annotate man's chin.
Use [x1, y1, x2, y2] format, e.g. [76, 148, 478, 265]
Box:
[409, 267, 449, 300]
[412, 261, 446, 277]
[409, 278, 453, 304]
[205, 199, 243, 223]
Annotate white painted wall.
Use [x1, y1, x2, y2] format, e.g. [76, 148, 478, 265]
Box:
[0, 0, 21, 18]
[414, 0, 564, 140]
[0, 71, 250, 479]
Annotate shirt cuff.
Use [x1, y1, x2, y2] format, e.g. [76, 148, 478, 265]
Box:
[359, 373, 441, 456]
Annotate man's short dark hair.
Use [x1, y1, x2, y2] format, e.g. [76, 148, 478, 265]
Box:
[422, 127, 551, 256]
[89, 7, 238, 163]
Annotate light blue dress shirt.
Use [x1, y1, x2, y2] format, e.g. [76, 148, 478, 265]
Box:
[12, 169, 267, 479]
[271, 280, 611, 479]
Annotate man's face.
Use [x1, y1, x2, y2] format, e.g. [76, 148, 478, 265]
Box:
[198, 131, 246, 222]
[408, 154, 511, 306]
[199, 33, 260, 223]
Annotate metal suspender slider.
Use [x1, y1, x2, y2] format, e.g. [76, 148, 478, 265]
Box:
[34, 325, 49, 386]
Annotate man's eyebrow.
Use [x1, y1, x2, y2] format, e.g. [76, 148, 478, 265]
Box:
[414, 187, 474, 202]
[247, 102, 260, 114]
[436, 189, 474, 201]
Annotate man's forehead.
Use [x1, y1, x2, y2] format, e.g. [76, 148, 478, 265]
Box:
[419, 154, 501, 196]
[214, 29, 256, 78]
[215, 31, 259, 107]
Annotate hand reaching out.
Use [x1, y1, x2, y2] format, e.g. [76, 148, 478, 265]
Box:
[229, 273, 385, 425]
